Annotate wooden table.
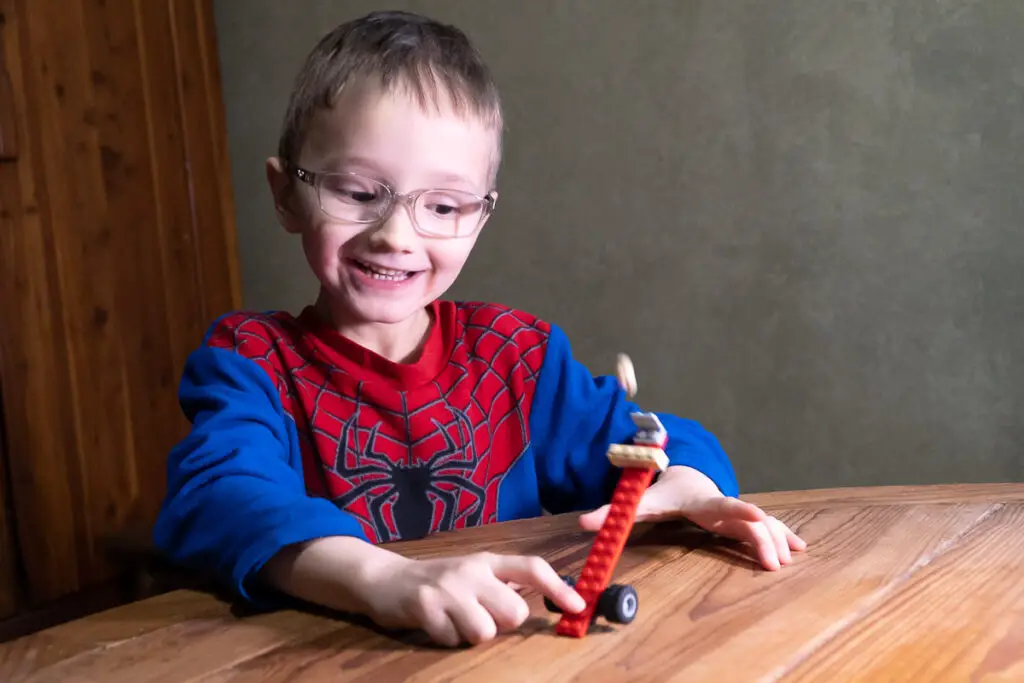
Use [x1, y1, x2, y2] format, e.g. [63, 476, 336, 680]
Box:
[2, 484, 1023, 682]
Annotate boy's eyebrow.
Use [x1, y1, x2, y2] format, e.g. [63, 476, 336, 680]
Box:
[426, 171, 478, 190]
[320, 155, 383, 174]
[324, 155, 482, 192]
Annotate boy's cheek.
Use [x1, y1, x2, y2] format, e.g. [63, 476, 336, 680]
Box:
[281, 214, 306, 234]
[301, 233, 340, 273]
[436, 239, 479, 269]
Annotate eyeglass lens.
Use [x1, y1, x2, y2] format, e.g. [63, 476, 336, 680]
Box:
[316, 173, 488, 236]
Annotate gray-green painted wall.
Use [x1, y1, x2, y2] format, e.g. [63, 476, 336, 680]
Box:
[211, 0, 1024, 494]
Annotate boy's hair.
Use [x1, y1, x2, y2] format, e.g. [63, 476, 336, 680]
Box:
[277, 10, 503, 169]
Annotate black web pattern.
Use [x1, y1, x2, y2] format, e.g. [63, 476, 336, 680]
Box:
[221, 304, 549, 543]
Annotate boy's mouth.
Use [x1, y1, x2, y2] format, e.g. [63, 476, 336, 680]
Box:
[351, 258, 417, 282]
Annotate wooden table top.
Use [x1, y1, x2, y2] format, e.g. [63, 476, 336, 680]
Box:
[2, 483, 1024, 682]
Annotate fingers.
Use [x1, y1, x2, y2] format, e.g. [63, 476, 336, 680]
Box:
[446, 598, 499, 645]
[410, 570, 523, 646]
[739, 515, 806, 571]
[785, 524, 808, 552]
[698, 499, 807, 572]
[730, 501, 807, 554]
[476, 578, 530, 632]
[410, 585, 463, 648]
[487, 553, 586, 614]
[766, 517, 792, 567]
[419, 598, 503, 647]
[747, 520, 782, 571]
[410, 553, 583, 647]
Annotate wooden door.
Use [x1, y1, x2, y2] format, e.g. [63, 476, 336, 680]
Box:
[0, 390, 19, 620]
[0, 2, 26, 620]
[0, 0, 240, 606]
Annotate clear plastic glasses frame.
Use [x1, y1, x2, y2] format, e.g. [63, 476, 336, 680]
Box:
[291, 165, 496, 238]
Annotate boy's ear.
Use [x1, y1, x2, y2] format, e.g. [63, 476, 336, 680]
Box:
[265, 157, 302, 234]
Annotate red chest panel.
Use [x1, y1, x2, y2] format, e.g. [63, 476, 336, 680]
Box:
[207, 302, 550, 543]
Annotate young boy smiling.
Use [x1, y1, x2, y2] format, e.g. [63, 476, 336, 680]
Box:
[154, 10, 805, 647]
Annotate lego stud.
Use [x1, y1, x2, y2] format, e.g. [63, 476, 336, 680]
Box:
[616, 353, 637, 399]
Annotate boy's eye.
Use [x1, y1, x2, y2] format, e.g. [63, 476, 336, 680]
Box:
[428, 202, 459, 216]
[321, 176, 382, 204]
[422, 193, 483, 220]
[346, 190, 378, 204]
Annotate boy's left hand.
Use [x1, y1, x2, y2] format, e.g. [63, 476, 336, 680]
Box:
[579, 465, 807, 571]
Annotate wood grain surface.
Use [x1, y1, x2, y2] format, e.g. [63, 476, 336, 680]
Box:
[1, 484, 1022, 682]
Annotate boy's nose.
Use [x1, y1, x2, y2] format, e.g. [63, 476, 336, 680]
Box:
[369, 201, 419, 252]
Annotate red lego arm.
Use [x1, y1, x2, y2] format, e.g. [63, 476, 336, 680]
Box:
[554, 354, 665, 638]
[555, 464, 656, 637]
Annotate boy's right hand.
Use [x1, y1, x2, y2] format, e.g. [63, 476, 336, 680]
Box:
[363, 551, 586, 647]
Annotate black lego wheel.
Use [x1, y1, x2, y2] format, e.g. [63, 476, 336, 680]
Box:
[543, 575, 577, 613]
[598, 584, 639, 624]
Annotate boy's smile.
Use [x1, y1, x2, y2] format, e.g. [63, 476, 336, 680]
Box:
[347, 256, 422, 287]
[268, 80, 500, 360]
[351, 258, 417, 281]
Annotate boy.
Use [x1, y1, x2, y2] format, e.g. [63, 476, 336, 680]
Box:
[154, 10, 805, 648]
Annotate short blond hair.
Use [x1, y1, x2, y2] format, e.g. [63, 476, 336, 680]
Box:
[277, 11, 503, 168]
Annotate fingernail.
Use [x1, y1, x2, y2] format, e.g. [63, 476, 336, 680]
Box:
[571, 592, 586, 611]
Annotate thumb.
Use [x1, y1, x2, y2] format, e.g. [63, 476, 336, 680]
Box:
[579, 504, 611, 531]
[579, 485, 667, 531]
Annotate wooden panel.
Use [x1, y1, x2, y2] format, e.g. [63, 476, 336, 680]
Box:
[0, 0, 240, 605]
[0, 391, 18, 620]
[1, 486, 1022, 682]
[0, 5, 16, 160]
[173, 0, 242, 321]
[0, 1, 22, 621]
[0, 0, 83, 606]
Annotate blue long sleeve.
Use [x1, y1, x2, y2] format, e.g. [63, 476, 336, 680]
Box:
[529, 324, 739, 514]
[152, 346, 367, 601]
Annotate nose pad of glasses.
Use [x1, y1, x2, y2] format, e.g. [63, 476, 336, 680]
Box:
[395, 194, 421, 223]
[370, 196, 420, 247]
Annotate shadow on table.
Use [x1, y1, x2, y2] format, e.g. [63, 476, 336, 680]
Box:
[223, 594, 569, 654]
[629, 521, 768, 572]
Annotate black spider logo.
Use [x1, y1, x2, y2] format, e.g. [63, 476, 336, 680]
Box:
[329, 412, 486, 542]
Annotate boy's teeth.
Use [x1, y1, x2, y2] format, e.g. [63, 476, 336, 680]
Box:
[358, 261, 411, 280]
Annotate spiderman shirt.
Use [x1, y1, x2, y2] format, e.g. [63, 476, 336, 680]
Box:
[154, 300, 739, 601]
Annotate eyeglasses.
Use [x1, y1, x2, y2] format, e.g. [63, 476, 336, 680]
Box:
[291, 165, 496, 238]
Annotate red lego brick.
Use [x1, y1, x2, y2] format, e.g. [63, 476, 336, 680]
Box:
[555, 466, 656, 637]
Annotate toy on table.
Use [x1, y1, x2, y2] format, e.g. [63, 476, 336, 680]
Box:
[545, 353, 669, 638]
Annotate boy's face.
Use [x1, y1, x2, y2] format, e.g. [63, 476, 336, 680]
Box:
[269, 82, 498, 327]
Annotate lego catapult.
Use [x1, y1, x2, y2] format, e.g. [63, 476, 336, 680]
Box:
[545, 354, 669, 638]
